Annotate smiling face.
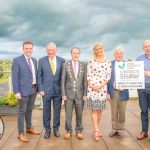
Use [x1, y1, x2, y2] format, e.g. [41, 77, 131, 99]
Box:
[114, 48, 124, 61]
[93, 44, 104, 58]
[71, 48, 80, 62]
[46, 43, 57, 59]
[143, 40, 150, 58]
[23, 43, 33, 57]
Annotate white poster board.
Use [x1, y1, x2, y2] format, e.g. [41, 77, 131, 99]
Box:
[115, 61, 145, 89]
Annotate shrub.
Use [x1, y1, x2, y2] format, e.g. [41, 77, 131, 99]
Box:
[0, 96, 6, 105]
[6, 93, 18, 106]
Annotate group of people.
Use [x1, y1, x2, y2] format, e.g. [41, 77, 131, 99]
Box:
[11, 40, 150, 142]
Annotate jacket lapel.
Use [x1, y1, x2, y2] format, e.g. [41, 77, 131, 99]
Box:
[22, 55, 32, 74]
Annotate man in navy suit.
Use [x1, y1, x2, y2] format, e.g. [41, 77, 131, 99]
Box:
[108, 47, 129, 138]
[12, 41, 40, 142]
[38, 42, 65, 139]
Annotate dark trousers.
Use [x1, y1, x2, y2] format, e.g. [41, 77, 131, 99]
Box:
[18, 87, 37, 134]
[43, 95, 62, 133]
[65, 98, 84, 133]
[138, 89, 150, 132]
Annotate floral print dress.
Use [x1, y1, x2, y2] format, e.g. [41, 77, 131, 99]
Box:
[87, 59, 111, 110]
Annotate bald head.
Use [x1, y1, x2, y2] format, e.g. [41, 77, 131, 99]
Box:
[114, 47, 124, 61]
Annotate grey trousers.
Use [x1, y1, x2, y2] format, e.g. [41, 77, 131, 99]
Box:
[18, 87, 37, 134]
[109, 90, 127, 131]
[64, 98, 84, 133]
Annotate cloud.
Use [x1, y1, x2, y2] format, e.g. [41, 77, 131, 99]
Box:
[0, 0, 150, 60]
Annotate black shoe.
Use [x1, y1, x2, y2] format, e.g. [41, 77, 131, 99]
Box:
[54, 130, 60, 137]
[44, 132, 50, 139]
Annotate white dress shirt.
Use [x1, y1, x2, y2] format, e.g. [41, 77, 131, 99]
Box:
[24, 55, 36, 84]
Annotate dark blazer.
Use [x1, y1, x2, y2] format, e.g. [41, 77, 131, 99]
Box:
[37, 56, 65, 96]
[107, 60, 129, 101]
[61, 61, 87, 100]
[12, 55, 37, 96]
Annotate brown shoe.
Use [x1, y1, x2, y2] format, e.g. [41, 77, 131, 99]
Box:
[137, 132, 148, 140]
[18, 134, 29, 142]
[64, 133, 72, 140]
[26, 128, 41, 135]
[76, 133, 83, 140]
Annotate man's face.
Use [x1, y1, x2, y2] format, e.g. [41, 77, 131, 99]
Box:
[71, 48, 80, 62]
[23, 44, 33, 57]
[143, 41, 150, 57]
[114, 49, 124, 61]
[46, 45, 57, 58]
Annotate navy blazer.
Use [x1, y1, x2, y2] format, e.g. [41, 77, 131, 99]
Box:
[37, 56, 65, 96]
[12, 55, 37, 96]
[107, 60, 129, 101]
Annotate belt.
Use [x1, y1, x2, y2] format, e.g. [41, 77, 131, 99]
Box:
[114, 89, 119, 91]
[32, 84, 37, 88]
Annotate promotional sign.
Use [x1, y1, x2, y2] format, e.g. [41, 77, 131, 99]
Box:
[115, 61, 145, 89]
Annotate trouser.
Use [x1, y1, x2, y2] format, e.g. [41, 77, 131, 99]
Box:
[43, 95, 62, 133]
[109, 90, 127, 131]
[18, 87, 37, 134]
[65, 98, 84, 133]
[138, 89, 150, 132]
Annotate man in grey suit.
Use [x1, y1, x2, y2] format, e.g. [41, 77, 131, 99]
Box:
[38, 42, 65, 139]
[61, 47, 87, 140]
[12, 41, 40, 142]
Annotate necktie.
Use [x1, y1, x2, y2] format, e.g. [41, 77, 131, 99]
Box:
[73, 62, 77, 78]
[50, 58, 55, 75]
[27, 58, 33, 74]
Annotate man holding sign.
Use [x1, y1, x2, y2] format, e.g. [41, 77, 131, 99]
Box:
[136, 40, 150, 140]
[108, 47, 129, 138]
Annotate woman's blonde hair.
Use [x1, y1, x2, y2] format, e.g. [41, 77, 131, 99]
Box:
[92, 43, 104, 59]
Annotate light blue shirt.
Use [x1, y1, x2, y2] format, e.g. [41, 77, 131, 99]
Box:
[136, 54, 150, 84]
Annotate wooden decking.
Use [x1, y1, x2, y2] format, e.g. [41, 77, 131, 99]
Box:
[0, 100, 150, 150]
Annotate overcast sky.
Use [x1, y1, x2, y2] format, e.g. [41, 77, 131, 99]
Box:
[0, 0, 150, 61]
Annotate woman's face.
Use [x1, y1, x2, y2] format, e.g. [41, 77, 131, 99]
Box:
[94, 45, 104, 57]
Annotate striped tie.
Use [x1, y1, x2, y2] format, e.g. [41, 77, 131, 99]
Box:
[50, 58, 55, 75]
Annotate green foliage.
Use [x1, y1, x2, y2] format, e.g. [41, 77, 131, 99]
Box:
[0, 96, 7, 105]
[6, 93, 18, 106]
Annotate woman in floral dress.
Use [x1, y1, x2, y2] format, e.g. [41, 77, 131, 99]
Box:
[87, 43, 111, 141]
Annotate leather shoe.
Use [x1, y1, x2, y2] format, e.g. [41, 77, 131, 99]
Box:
[76, 133, 83, 140]
[18, 134, 29, 142]
[54, 130, 60, 137]
[64, 133, 72, 140]
[44, 132, 50, 139]
[26, 128, 41, 135]
[137, 132, 148, 140]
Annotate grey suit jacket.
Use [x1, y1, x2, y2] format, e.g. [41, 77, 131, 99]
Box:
[61, 61, 87, 100]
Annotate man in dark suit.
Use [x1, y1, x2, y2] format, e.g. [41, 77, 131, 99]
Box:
[12, 41, 40, 142]
[38, 42, 65, 139]
[61, 48, 87, 140]
[108, 47, 129, 138]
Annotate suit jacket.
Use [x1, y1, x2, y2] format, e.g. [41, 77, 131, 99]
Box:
[61, 61, 87, 100]
[107, 60, 129, 101]
[37, 56, 65, 96]
[12, 55, 37, 96]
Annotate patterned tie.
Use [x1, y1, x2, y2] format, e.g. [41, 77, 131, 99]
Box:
[27, 58, 33, 74]
[50, 58, 55, 75]
[73, 62, 77, 78]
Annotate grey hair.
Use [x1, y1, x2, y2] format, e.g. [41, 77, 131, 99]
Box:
[114, 47, 124, 54]
[46, 42, 57, 49]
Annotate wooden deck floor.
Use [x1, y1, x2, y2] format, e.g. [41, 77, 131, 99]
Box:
[0, 100, 150, 150]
